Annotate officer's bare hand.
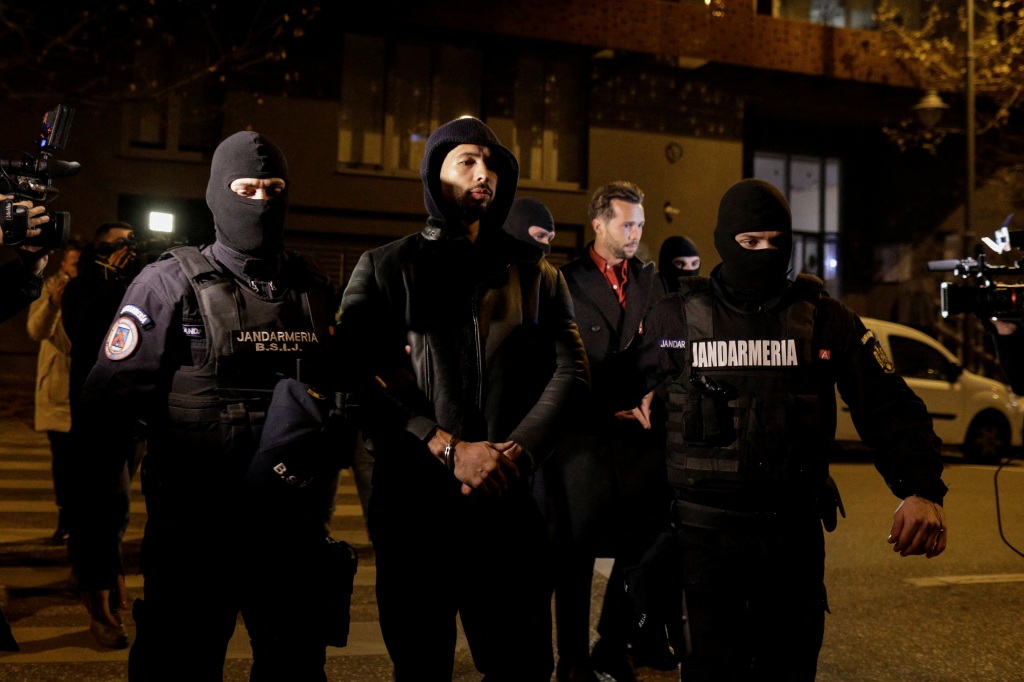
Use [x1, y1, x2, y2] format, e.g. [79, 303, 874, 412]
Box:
[992, 320, 1018, 336]
[82, 574, 128, 627]
[454, 439, 521, 497]
[614, 390, 655, 430]
[888, 495, 946, 558]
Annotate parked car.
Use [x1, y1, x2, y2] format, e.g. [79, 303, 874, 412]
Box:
[834, 318, 1023, 462]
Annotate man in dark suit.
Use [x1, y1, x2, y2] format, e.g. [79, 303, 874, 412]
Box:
[535, 181, 670, 682]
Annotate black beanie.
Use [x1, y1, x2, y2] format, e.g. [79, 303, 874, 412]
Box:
[713, 179, 792, 301]
[420, 117, 519, 234]
[206, 131, 289, 258]
[503, 197, 554, 255]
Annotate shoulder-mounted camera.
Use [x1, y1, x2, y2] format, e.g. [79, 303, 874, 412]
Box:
[929, 214, 1024, 322]
[0, 105, 79, 251]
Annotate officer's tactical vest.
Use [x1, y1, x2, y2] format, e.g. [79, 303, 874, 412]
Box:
[149, 246, 334, 495]
[664, 274, 830, 499]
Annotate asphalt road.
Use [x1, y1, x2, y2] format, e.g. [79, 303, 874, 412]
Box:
[817, 451, 1024, 682]
[2, 353, 1023, 681]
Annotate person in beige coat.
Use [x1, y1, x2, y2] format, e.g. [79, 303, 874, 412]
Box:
[26, 243, 81, 543]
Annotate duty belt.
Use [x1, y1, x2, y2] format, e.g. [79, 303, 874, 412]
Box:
[672, 499, 779, 531]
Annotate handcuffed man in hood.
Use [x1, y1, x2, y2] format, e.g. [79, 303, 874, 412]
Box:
[337, 117, 589, 681]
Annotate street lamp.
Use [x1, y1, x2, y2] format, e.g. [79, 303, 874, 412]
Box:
[912, 1, 978, 367]
[912, 89, 949, 129]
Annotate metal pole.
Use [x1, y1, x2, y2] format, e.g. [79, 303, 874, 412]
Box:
[966, 0, 976, 255]
[963, 0, 977, 368]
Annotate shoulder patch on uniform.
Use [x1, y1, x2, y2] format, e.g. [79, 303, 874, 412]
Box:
[120, 304, 154, 329]
[873, 343, 895, 373]
[104, 316, 140, 361]
[861, 330, 896, 373]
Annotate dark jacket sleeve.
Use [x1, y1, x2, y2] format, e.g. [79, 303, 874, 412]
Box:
[0, 258, 43, 323]
[68, 267, 180, 591]
[336, 248, 438, 441]
[506, 267, 590, 471]
[593, 295, 683, 412]
[831, 301, 947, 504]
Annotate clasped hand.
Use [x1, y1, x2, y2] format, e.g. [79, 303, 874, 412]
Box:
[452, 439, 521, 497]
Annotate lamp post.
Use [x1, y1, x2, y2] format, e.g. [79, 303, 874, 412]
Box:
[965, 0, 976, 257]
[912, 0, 977, 367]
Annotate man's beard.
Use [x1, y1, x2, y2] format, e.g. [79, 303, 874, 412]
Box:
[612, 241, 636, 261]
[453, 185, 492, 223]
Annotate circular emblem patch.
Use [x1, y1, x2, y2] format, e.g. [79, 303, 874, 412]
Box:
[104, 315, 140, 361]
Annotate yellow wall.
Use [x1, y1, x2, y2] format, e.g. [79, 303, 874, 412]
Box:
[585, 127, 743, 269]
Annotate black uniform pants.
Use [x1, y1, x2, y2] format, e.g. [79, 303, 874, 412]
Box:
[675, 507, 827, 682]
[369, 479, 554, 682]
[47, 430, 75, 514]
[128, 499, 330, 682]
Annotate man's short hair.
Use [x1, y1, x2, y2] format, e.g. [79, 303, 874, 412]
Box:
[94, 221, 134, 242]
[588, 181, 644, 223]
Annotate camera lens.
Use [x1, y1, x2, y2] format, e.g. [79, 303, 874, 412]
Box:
[23, 211, 70, 250]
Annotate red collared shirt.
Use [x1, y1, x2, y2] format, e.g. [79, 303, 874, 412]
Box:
[589, 245, 629, 308]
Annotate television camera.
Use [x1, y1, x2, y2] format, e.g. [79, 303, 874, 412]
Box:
[0, 105, 79, 251]
[929, 214, 1024, 322]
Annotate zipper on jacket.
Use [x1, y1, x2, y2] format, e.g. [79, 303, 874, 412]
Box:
[472, 292, 483, 409]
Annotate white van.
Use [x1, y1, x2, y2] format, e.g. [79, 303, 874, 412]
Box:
[834, 318, 1023, 462]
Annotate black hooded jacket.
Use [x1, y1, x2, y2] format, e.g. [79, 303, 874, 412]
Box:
[337, 117, 589, 481]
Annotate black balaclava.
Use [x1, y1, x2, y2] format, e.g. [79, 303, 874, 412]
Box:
[503, 197, 554, 256]
[713, 179, 792, 301]
[206, 131, 289, 259]
[420, 117, 519, 237]
[659, 235, 701, 291]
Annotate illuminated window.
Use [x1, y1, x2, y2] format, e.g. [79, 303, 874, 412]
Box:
[337, 35, 585, 188]
[338, 36, 482, 176]
[754, 152, 842, 294]
[485, 49, 585, 188]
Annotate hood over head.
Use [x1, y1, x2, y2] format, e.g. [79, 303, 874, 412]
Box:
[420, 117, 519, 236]
[206, 131, 289, 259]
[713, 179, 792, 301]
[503, 197, 554, 256]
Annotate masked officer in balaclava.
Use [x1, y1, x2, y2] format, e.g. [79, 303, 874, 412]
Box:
[503, 196, 556, 258]
[337, 117, 588, 681]
[609, 178, 947, 681]
[67, 131, 345, 681]
[658, 234, 701, 293]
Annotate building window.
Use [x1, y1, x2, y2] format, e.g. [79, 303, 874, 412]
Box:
[485, 48, 586, 188]
[337, 35, 482, 177]
[753, 152, 841, 295]
[337, 34, 586, 189]
[120, 93, 221, 161]
[771, 0, 881, 29]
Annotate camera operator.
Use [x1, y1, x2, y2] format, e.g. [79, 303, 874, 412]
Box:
[987, 319, 1024, 395]
[0, 192, 52, 652]
[1, 193, 52, 323]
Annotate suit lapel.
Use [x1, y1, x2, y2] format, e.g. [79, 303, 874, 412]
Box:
[621, 260, 655, 349]
[566, 258, 624, 335]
